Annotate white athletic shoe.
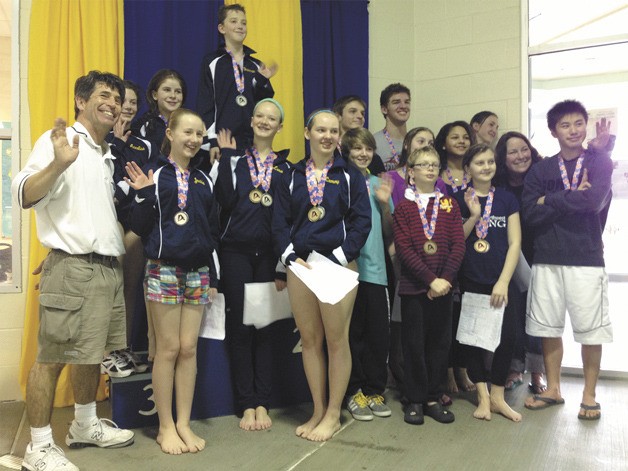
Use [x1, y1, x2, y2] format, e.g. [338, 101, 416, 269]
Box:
[65, 418, 134, 449]
[22, 442, 79, 471]
[100, 352, 133, 378]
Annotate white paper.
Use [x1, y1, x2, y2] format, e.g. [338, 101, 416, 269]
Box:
[456, 292, 505, 352]
[199, 293, 225, 340]
[513, 251, 532, 293]
[243, 282, 292, 329]
[288, 251, 359, 305]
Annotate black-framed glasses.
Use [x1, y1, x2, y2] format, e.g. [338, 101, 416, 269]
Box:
[412, 163, 441, 170]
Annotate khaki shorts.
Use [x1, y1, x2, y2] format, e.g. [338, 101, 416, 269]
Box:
[526, 264, 613, 345]
[37, 250, 126, 364]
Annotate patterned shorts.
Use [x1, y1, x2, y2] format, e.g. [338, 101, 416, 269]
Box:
[145, 259, 210, 305]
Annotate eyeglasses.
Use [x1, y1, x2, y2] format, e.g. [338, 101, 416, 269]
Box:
[412, 163, 441, 170]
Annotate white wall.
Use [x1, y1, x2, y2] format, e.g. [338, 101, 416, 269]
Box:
[368, 0, 523, 137]
[0, 0, 30, 401]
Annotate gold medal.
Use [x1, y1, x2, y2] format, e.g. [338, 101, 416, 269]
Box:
[174, 211, 189, 226]
[261, 193, 273, 207]
[474, 239, 490, 253]
[236, 94, 248, 107]
[308, 206, 325, 222]
[249, 188, 263, 204]
[423, 241, 438, 255]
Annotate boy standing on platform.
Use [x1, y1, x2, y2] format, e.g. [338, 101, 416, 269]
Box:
[197, 3, 277, 164]
[522, 100, 613, 421]
[372, 83, 411, 172]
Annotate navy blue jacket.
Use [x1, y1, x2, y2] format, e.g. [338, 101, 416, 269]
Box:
[197, 45, 274, 149]
[522, 149, 612, 267]
[131, 112, 167, 155]
[272, 154, 371, 267]
[130, 155, 220, 285]
[215, 147, 290, 252]
[106, 131, 156, 231]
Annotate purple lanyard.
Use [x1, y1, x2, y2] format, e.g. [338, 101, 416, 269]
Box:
[167, 157, 190, 210]
[226, 50, 245, 94]
[558, 154, 584, 190]
[246, 147, 276, 192]
[473, 186, 495, 239]
[415, 189, 441, 240]
[444, 168, 469, 193]
[306, 157, 334, 206]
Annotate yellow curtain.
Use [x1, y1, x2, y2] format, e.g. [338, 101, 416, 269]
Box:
[21, 0, 125, 407]
[226, 0, 304, 162]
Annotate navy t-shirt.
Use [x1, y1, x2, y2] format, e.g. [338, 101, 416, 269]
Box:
[455, 187, 519, 285]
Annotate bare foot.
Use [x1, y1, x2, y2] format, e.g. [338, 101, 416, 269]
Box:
[456, 368, 476, 392]
[240, 408, 256, 431]
[307, 415, 341, 442]
[530, 372, 547, 395]
[447, 368, 459, 394]
[255, 406, 272, 430]
[295, 410, 324, 439]
[156, 427, 189, 455]
[491, 397, 522, 422]
[579, 392, 601, 420]
[176, 423, 205, 452]
[473, 398, 492, 421]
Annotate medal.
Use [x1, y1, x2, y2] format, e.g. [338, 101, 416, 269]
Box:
[247, 147, 276, 205]
[474, 239, 490, 253]
[308, 205, 325, 222]
[249, 188, 263, 203]
[305, 156, 334, 220]
[174, 211, 189, 226]
[424, 241, 438, 255]
[261, 193, 273, 207]
[415, 189, 441, 254]
[227, 50, 247, 107]
[472, 186, 494, 253]
[236, 94, 248, 107]
[383, 129, 400, 171]
[444, 168, 469, 193]
[168, 156, 190, 226]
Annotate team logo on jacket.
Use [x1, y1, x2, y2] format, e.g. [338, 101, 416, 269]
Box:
[440, 198, 453, 213]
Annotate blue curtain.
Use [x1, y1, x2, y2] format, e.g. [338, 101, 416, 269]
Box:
[301, 0, 369, 126]
[123, 0, 223, 117]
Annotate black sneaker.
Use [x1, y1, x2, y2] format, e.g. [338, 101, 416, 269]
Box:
[404, 403, 424, 425]
[424, 402, 455, 424]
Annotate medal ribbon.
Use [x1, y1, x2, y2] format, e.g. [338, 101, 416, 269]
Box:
[226, 50, 245, 94]
[168, 157, 190, 210]
[415, 188, 441, 240]
[444, 168, 469, 193]
[246, 147, 276, 192]
[473, 186, 495, 240]
[558, 154, 584, 190]
[306, 157, 334, 206]
[383, 129, 400, 169]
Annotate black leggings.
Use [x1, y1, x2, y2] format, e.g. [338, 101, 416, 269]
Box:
[221, 248, 276, 413]
[461, 278, 516, 387]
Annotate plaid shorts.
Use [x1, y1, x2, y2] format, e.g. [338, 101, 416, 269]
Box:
[145, 259, 210, 305]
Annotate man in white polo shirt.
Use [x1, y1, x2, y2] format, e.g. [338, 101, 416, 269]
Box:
[12, 71, 135, 471]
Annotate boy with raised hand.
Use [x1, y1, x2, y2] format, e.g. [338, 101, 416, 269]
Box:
[522, 99, 613, 421]
[197, 3, 277, 165]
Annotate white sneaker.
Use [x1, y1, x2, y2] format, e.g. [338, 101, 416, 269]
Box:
[65, 418, 134, 449]
[22, 442, 79, 471]
[100, 352, 133, 378]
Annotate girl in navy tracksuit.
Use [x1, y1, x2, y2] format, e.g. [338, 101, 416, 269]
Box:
[215, 98, 289, 431]
[131, 69, 186, 156]
[272, 110, 371, 442]
[126, 109, 219, 455]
